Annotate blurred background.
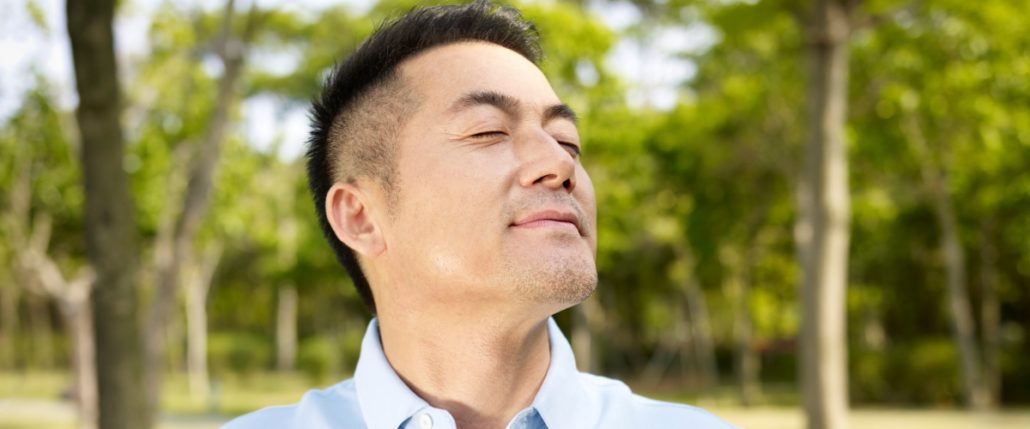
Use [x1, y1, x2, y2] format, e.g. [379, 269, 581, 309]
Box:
[1, 0, 1028, 428]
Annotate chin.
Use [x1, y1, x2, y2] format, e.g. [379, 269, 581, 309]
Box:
[507, 254, 598, 306]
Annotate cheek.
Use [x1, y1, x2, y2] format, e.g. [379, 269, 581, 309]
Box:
[393, 162, 502, 277]
[576, 168, 597, 217]
[575, 168, 598, 250]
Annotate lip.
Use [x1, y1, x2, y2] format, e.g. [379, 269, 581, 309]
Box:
[511, 209, 582, 235]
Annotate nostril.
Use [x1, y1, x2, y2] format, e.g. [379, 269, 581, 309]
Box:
[562, 178, 573, 190]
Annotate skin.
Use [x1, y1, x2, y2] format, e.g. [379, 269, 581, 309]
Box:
[326, 42, 598, 429]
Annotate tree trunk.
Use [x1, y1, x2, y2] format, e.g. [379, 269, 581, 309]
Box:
[939, 187, 984, 407]
[164, 304, 184, 377]
[8, 110, 99, 429]
[572, 293, 602, 373]
[66, 0, 146, 427]
[276, 285, 298, 372]
[728, 243, 762, 406]
[980, 223, 1001, 408]
[902, 115, 989, 410]
[275, 213, 301, 372]
[2, 132, 32, 370]
[144, 1, 256, 422]
[933, 168, 988, 410]
[684, 275, 718, 388]
[736, 205, 771, 407]
[60, 284, 98, 429]
[19, 214, 100, 429]
[0, 283, 17, 369]
[680, 245, 718, 389]
[26, 293, 56, 369]
[797, 1, 852, 428]
[185, 246, 221, 399]
[642, 319, 681, 386]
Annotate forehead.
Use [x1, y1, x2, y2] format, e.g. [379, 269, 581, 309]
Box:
[397, 42, 561, 108]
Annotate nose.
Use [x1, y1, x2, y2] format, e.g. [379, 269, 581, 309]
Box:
[517, 129, 577, 192]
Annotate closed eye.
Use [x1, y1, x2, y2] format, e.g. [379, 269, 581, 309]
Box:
[470, 131, 507, 139]
[559, 142, 581, 158]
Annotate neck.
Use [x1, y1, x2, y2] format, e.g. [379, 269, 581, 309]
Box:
[377, 308, 551, 429]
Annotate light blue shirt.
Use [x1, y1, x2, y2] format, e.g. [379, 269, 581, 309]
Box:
[223, 318, 736, 429]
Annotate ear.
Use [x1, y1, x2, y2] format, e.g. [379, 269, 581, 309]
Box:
[325, 182, 387, 258]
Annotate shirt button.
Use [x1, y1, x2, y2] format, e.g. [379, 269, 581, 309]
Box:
[418, 413, 433, 429]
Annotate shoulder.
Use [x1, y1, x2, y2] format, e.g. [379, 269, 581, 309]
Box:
[221, 379, 365, 429]
[576, 373, 738, 429]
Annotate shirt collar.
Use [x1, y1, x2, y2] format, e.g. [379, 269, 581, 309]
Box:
[531, 318, 599, 429]
[354, 317, 598, 429]
[354, 318, 432, 429]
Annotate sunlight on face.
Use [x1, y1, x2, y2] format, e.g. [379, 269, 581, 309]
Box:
[377, 42, 598, 313]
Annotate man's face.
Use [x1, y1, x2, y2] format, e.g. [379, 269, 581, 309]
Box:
[374, 42, 597, 313]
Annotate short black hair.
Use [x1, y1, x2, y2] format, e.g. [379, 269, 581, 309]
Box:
[306, 0, 543, 314]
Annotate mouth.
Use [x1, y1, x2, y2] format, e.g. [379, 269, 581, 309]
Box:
[510, 209, 583, 236]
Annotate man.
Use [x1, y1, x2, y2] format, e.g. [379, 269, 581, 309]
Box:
[225, 1, 735, 428]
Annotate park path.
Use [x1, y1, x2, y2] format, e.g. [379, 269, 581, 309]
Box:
[0, 398, 229, 429]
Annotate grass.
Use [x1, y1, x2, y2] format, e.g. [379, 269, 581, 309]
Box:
[3, 371, 1029, 429]
[0, 371, 66, 399]
[161, 371, 321, 416]
[642, 381, 802, 407]
[0, 370, 324, 428]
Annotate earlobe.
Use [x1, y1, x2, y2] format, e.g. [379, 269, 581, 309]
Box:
[325, 183, 386, 257]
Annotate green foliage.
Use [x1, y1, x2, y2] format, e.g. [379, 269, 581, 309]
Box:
[0, 77, 85, 275]
[850, 348, 890, 403]
[296, 337, 342, 383]
[897, 339, 961, 404]
[0, 81, 80, 216]
[246, 5, 370, 101]
[2, 0, 1030, 409]
[208, 332, 273, 376]
[851, 338, 963, 405]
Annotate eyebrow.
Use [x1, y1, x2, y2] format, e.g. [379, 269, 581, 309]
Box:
[544, 103, 578, 125]
[449, 90, 578, 125]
